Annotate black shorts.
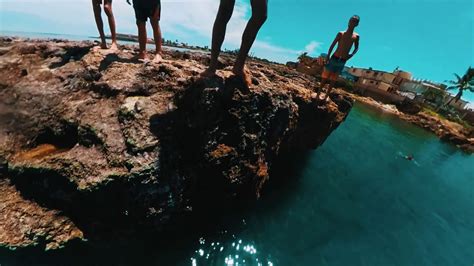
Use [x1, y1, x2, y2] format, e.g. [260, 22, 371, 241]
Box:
[133, 0, 161, 23]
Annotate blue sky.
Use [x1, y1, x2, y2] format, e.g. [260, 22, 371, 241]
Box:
[1, 0, 473, 103]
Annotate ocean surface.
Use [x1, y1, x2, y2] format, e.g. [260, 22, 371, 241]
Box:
[1, 32, 473, 266]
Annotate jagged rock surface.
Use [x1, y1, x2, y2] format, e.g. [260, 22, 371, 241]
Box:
[0, 38, 353, 249]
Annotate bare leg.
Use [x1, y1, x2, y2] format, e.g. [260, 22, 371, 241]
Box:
[201, 0, 236, 77]
[92, 0, 107, 49]
[233, 0, 267, 85]
[319, 78, 328, 94]
[324, 79, 336, 100]
[137, 21, 147, 60]
[319, 70, 330, 97]
[103, 0, 117, 50]
[150, 7, 163, 63]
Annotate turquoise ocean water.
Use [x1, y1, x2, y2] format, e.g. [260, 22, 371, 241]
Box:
[181, 103, 474, 266]
[0, 32, 473, 265]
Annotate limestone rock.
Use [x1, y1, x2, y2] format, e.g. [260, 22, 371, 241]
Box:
[0, 37, 353, 250]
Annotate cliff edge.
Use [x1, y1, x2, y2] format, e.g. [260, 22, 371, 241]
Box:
[0, 37, 353, 250]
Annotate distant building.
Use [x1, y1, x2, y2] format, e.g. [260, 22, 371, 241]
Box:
[401, 81, 446, 105]
[400, 80, 468, 111]
[340, 67, 356, 82]
[347, 67, 412, 92]
[341, 66, 471, 114]
[345, 67, 411, 104]
[445, 96, 469, 111]
[461, 108, 474, 126]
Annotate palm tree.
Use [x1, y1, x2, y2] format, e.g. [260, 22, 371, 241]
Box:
[444, 67, 474, 108]
[298, 52, 308, 59]
[297, 52, 310, 63]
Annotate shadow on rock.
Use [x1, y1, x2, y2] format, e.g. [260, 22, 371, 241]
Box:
[98, 53, 141, 72]
[49, 46, 92, 69]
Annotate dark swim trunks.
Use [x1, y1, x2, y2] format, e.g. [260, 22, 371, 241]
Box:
[133, 0, 161, 23]
[324, 56, 347, 74]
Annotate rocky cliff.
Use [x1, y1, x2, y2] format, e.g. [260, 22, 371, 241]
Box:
[0, 38, 353, 250]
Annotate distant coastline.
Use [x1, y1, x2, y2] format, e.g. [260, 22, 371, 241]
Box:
[105, 33, 212, 53]
[335, 89, 473, 153]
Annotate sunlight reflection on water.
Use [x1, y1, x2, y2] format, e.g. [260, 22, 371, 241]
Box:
[190, 236, 274, 266]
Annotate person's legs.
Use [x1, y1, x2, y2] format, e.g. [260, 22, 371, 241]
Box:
[201, 0, 236, 77]
[133, 2, 148, 60]
[103, 0, 117, 49]
[320, 70, 331, 94]
[233, 0, 267, 79]
[324, 73, 338, 100]
[150, 3, 163, 62]
[137, 21, 147, 60]
[92, 0, 107, 49]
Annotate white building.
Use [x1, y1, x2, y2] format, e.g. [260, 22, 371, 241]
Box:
[347, 67, 413, 92]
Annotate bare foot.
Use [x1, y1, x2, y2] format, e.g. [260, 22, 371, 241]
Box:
[232, 67, 252, 88]
[134, 52, 149, 63]
[109, 42, 118, 51]
[152, 53, 163, 63]
[200, 67, 217, 78]
[93, 43, 107, 51]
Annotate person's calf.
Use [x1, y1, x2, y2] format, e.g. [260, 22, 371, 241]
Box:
[136, 21, 147, 56]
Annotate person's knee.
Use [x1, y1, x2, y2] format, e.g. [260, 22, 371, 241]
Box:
[103, 4, 113, 16]
[217, 0, 235, 22]
[92, 1, 102, 13]
[151, 10, 161, 23]
[217, 8, 233, 23]
[252, 11, 267, 24]
[150, 20, 160, 29]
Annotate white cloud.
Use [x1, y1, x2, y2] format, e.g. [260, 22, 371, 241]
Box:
[0, 0, 315, 63]
[304, 41, 322, 55]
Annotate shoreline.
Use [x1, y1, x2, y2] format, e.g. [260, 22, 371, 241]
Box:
[335, 89, 474, 153]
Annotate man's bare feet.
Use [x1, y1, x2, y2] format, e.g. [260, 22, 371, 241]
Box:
[109, 42, 118, 51]
[134, 51, 148, 62]
[152, 53, 163, 63]
[132, 52, 149, 63]
[232, 66, 252, 88]
[93, 42, 107, 51]
[200, 67, 218, 78]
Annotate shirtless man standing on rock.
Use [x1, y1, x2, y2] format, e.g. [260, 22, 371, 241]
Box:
[92, 0, 118, 50]
[201, 0, 268, 88]
[318, 15, 360, 100]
